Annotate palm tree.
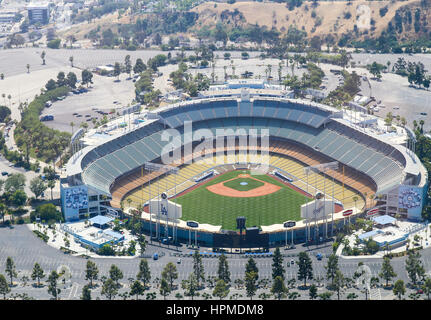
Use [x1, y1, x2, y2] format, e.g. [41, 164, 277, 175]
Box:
[70, 122, 75, 135]
[352, 196, 359, 209]
[7, 94, 11, 107]
[289, 58, 294, 76]
[69, 56, 74, 68]
[41, 51, 46, 65]
[0, 203, 7, 224]
[26, 64, 30, 73]
[268, 64, 272, 79]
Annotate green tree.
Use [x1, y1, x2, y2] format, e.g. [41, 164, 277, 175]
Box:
[325, 254, 339, 286]
[137, 259, 151, 288]
[57, 71, 66, 86]
[5, 173, 26, 193]
[113, 62, 121, 81]
[309, 284, 318, 299]
[182, 273, 199, 300]
[31, 263, 45, 287]
[47, 271, 60, 300]
[47, 39, 61, 49]
[130, 280, 145, 300]
[109, 264, 123, 287]
[333, 270, 345, 300]
[133, 58, 146, 74]
[272, 247, 285, 280]
[85, 260, 99, 287]
[81, 70, 93, 87]
[101, 278, 118, 300]
[422, 277, 431, 300]
[245, 271, 258, 300]
[393, 279, 406, 300]
[125, 55, 132, 78]
[33, 203, 62, 222]
[0, 274, 10, 299]
[67, 72, 77, 88]
[297, 251, 313, 287]
[162, 262, 178, 291]
[379, 257, 397, 287]
[217, 254, 231, 284]
[10, 189, 27, 207]
[41, 51, 46, 65]
[81, 284, 92, 300]
[318, 292, 333, 300]
[160, 278, 171, 300]
[5, 257, 17, 286]
[347, 292, 358, 300]
[45, 79, 57, 91]
[213, 279, 229, 300]
[138, 234, 146, 255]
[0, 203, 6, 225]
[245, 257, 259, 281]
[271, 275, 287, 300]
[192, 251, 205, 287]
[29, 176, 47, 200]
[405, 251, 425, 286]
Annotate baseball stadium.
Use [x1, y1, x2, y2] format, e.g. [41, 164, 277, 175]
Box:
[61, 81, 428, 248]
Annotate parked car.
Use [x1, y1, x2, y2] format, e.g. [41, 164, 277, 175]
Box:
[40, 115, 54, 121]
[1, 171, 8, 176]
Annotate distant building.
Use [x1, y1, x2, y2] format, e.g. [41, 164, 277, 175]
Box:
[27, 2, 50, 25]
[0, 11, 16, 24]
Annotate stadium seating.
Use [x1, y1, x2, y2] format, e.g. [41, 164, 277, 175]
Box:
[80, 99, 406, 207]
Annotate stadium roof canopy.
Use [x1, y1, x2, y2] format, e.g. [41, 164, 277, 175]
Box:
[89, 215, 113, 226]
[371, 215, 397, 226]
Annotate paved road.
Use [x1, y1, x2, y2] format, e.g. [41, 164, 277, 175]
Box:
[0, 225, 427, 300]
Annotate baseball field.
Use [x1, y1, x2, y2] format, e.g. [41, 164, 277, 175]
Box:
[175, 170, 310, 230]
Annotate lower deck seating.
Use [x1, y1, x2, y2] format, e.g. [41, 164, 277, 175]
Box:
[113, 140, 373, 211]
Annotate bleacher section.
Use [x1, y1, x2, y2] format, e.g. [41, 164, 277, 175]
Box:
[116, 141, 367, 212]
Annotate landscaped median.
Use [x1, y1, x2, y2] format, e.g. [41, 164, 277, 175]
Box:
[14, 86, 71, 164]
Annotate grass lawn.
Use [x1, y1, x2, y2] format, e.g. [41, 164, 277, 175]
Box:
[223, 177, 264, 191]
[175, 170, 310, 230]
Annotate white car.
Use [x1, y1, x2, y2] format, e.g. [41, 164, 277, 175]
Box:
[373, 107, 380, 112]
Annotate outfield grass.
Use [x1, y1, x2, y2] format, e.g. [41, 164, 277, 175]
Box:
[175, 170, 309, 230]
[223, 177, 264, 191]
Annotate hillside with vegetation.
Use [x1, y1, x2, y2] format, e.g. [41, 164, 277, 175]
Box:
[57, 0, 431, 52]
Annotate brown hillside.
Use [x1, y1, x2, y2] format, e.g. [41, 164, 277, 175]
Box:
[191, 0, 420, 39]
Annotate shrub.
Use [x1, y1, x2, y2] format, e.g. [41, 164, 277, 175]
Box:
[98, 244, 116, 256]
[31, 203, 62, 222]
[379, 6, 388, 17]
[47, 39, 61, 49]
